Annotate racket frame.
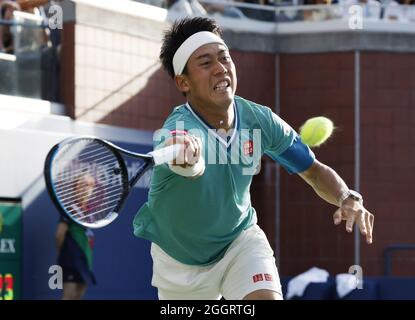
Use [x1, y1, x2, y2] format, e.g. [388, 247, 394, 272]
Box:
[44, 136, 155, 228]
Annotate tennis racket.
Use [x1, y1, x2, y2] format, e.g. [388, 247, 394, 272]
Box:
[44, 136, 181, 229]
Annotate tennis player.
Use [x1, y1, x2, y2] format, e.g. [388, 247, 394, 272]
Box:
[133, 17, 374, 300]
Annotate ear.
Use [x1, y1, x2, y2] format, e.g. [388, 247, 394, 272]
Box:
[174, 75, 190, 95]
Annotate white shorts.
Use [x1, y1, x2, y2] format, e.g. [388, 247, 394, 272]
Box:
[150, 224, 283, 300]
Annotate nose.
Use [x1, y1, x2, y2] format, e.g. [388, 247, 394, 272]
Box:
[213, 60, 227, 75]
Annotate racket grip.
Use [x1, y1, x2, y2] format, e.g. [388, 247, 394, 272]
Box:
[150, 144, 183, 166]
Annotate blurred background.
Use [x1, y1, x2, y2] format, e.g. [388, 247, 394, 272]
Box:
[0, 0, 414, 300]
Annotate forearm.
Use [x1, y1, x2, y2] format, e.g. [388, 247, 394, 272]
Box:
[299, 160, 349, 207]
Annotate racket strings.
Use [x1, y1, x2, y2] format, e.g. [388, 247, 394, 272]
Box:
[51, 139, 127, 224]
[60, 184, 122, 208]
[54, 175, 121, 199]
[73, 195, 126, 220]
[52, 155, 120, 187]
[55, 169, 123, 197]
[78, 160, 151, 218]
[76, 180, 121, 214]
[53, 167, 120, 198]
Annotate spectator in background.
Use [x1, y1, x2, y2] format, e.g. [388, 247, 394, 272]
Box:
[303, 0, 342, 21]
[237, 0, 276, 22]
[167, 0, 207, 22]
[37, 0, 61, 102]
[0, 1, 20, 53]
[383, 0, 415, 21]
[203, 0, 247, 19]
[38, 0, 62, 48]
[17, 0, 53, 48]
[383, 0, 402, 20]
[275, 2, 303, 23]
[402, 0, 415, 22]
[341, 0, 381, 19]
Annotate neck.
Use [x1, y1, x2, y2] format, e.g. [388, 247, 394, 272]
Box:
[188, 100, 234, 131]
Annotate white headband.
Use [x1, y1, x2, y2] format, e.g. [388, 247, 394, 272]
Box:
[172, 31, 227, 76]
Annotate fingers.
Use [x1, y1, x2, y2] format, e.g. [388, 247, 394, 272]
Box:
[333, 207, 355, 232]
[365, 211, 374, 244]
[357, 209, 367, 236]
[356, 209, 374, 244]
[364, 213, 371, 244]
[169, 135, 202, 166]
[369, 212, 374, 230]
[335, 204, 375, 244]
[332, 206, 355, 232]
[186, 136, 201, 165]
[345, 212, 355, 233]
[333, 208, 342, 225]
[194, 136, 202, 163]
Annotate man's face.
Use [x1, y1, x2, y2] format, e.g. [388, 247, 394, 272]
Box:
[177, 43, 237, 111]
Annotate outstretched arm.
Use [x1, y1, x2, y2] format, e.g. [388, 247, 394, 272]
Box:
[299, 159, 374, 244]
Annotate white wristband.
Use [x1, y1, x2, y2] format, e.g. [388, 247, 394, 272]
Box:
[168, 156, 205, 177]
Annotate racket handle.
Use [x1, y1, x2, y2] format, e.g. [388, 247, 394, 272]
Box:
[150, 144, 183, 166]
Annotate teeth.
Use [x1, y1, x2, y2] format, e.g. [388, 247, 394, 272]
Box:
[214, 81, 229, 90]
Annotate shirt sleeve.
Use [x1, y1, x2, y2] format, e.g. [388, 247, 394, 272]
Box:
[262, 107, 315, 174]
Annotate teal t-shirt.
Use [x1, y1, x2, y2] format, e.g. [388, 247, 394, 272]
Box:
[133, 96, 314, 265]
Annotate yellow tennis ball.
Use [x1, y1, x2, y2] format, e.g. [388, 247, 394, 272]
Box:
[300, 117, 334, 147]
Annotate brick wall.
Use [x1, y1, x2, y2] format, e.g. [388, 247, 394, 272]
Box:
[279, 52, 356, 276]
[360, 52, 415, 276]
[73, 24, 184, 129]
[279, 52, 415, 276]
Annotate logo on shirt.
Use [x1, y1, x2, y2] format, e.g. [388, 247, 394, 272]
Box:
[252, 273, 273, 283]
[243, 140, 253, 156]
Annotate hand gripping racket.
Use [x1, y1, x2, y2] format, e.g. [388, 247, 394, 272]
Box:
[44, 136, 181, 229]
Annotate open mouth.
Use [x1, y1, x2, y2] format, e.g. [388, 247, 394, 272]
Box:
[213, 80, 230, 92]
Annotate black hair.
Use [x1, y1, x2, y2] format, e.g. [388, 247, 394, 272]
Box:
[159, 17, 223, 78]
